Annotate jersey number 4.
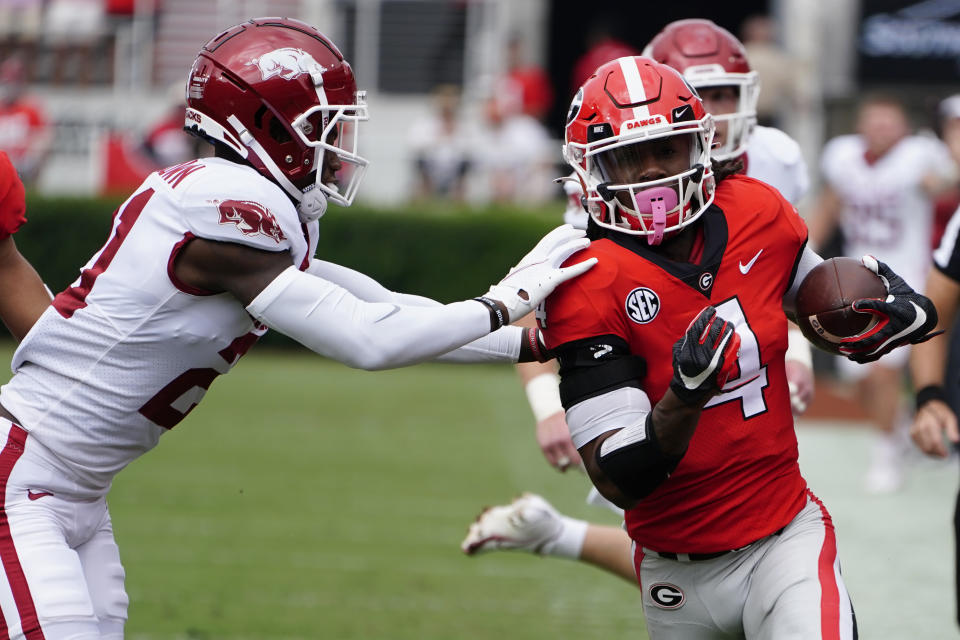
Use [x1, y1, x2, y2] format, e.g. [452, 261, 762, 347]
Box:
[703, 297, 769, 418]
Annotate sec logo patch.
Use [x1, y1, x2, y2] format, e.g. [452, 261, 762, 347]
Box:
[649, 583, 685, 609]
[625, 287, 660, 324]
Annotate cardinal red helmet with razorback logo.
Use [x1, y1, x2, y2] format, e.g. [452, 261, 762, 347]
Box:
[563, 56, 715, 244]
[184, 17, 368, 221]
[643, 19, 759, 161]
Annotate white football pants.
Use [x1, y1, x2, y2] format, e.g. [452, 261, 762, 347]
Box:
[634, 490, 857, 639]
[0, 419, 127, 639]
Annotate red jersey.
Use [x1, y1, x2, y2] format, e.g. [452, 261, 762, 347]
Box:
[541, 175, 809, 553]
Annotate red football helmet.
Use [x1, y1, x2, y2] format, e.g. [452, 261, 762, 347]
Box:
[184, 17, 368, 221]
[563, 56, 715, 243]
[643, 19, 758, 161]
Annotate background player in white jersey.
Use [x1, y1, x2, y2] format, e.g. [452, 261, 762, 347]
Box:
[0, 18, 600, 639]
[520, 19, 815, 476]
[809, 94, 957, 493]
[491, 21, 819, 579]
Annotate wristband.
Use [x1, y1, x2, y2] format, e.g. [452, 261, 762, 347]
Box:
[915, 384, 947, 411]
[525, 372, 563, 422]
[785, 327, 813, 368]
[526, 327, 550, 363]
[474, 296, 506, 331]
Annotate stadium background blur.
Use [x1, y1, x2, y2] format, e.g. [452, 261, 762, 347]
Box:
[2, 0, 960, 638]
[4, 0, 957, 205]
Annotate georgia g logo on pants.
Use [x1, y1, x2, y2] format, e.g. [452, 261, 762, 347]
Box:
[649, 583, 685, 609]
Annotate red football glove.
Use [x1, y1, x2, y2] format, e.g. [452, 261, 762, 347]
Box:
[670, 305, 741, 406]
[0, 151, 26, 240]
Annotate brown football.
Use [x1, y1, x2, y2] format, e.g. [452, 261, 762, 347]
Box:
[794, 257, 887, 354]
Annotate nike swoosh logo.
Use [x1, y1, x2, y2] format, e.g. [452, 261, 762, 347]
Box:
[674, 105, 692, 120]
[27, 490, 53, 501]
[739, 250, 763, 274]
[374, 304, 401, 323]
[679, 331, 732, 390]
[866, 301, 926, 357]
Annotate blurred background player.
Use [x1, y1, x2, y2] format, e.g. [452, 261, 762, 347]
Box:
[0, 56, 50, 187]
[909, 96, 960, 627]
[407, 84, 473, 202]
[808, 93, 957, 493]
[910, 200, 960, 629]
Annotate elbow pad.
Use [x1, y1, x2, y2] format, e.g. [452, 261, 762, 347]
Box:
[594, 413, 684, 500]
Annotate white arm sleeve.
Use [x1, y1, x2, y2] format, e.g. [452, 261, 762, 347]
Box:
[247, 266, 498, 370]
[565, 386, 652, 449]
[306, 259, 437, 307]
[782, 245, 824, 315]
[305, 259, 522, 363]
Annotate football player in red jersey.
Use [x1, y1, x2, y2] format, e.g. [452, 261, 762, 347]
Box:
[515, 19, 814, 476]
[469, 56, 938, 639]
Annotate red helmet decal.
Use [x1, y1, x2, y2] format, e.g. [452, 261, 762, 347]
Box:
[217, 200, 286, 243]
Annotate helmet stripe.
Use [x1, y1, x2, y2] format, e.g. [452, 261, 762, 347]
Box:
[618, 57, 650, 122]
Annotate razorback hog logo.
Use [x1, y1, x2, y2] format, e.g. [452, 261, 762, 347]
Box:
[217, 200, 286, 243]
[625, 115, 665, 130]
[248, 47, 328, 81]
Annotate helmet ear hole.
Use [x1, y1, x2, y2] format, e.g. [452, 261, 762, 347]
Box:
[268, 115, 293, 144]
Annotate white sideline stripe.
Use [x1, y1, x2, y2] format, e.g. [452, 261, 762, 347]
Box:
[618, 57, 650, 121]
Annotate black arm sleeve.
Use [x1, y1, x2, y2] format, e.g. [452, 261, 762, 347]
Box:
[594, 413, 684, 500]
[553, 334, 647, 408]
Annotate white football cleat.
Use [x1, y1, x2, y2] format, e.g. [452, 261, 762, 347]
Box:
[461, 493, 563, 556]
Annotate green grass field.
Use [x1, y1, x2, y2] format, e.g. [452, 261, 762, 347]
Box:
[47, 349, 642, 639]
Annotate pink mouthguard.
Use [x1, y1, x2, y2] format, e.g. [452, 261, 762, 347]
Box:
[634, 187, 678, 245]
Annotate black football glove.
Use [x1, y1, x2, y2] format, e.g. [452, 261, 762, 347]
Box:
[670, 306, 742, 406]
[839, 255, 941, 364]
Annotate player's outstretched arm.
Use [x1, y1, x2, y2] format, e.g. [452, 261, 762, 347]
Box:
[173, 225, 596, 370]
[909, 268, 960, 458]
[0, 151, 51, 341]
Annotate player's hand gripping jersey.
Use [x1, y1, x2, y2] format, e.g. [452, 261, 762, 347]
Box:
[0, 158, 317, 491]
[541, 176, 809, 554]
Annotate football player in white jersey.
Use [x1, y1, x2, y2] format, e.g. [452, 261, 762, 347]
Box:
[0, 18, 600, 639]
[522, 19, 814, 476]
[474, 18, 819, 588]
[809, 94, 956, 493]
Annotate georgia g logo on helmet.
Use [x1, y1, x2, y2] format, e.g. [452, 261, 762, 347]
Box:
[247, 47, 328, 82]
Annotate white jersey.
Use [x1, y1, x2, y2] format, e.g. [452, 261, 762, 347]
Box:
[562, 125, 809, 229]
[745, 126, 809, 205]
[0, 158, 318, 492]
[821, 134, 953, 289]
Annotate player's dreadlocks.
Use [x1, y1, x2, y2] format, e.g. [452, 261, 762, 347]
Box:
[711, 156, 745, 183]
